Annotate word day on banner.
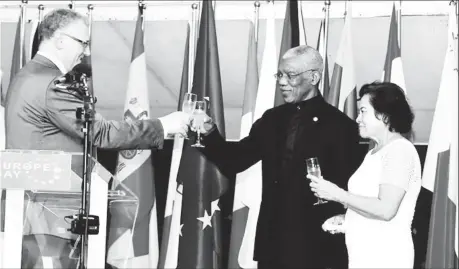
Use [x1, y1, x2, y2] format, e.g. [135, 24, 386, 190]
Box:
[0, 151, 72, 191]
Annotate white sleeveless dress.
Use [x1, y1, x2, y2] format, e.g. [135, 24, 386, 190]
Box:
[344, 139, 421, 268]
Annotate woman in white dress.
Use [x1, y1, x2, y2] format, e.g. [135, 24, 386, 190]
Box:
[308, 81, 421, 268]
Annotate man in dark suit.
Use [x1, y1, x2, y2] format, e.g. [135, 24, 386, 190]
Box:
[194, 45, 362, 268]
[3, 8, 189, 268]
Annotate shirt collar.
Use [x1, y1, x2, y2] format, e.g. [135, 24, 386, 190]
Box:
[37, 51, 67, 74]
[292, 93, 325, 111]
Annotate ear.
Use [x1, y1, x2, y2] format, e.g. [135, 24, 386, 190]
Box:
[310, 71, 321, 86]
[54, 35, 65, 50]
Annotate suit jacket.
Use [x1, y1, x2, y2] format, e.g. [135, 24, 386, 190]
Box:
[5, 55, 164, 174]
[201, 95, 361, 268]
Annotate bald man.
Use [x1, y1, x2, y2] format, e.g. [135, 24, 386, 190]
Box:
[195, 46, 362, 268]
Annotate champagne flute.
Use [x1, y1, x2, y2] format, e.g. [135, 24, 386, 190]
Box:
[191, 101, 207, 148]
[182, 93, 197, 139]
[306, 157, 328, 205]
[182, 93, 197, 114]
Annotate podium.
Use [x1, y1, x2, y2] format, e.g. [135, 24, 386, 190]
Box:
[0, 150, 139, 268]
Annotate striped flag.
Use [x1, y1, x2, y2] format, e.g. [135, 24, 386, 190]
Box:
[228, 20, 259, 269]
[382, 2, 406, 92]
[158, 22, 190, 269]
[422, 3, 458, 267]
[274, 0, 307, 107]
[107, 5, 159, 268]
[327, 3, 357, 120]
[316, 19, 330, 98]
[174, 1, 228, 267]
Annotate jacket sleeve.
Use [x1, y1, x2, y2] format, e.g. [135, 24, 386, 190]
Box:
[319, 120, 362, 219]
[331, 121, 362, 191]
[44, 82, 165, 150]
[200, 115, 265, 175]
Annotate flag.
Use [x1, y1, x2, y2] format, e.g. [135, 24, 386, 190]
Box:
[254, 1, 278, 121]
[327, 3, 357, 120]
[107, 5, 159, 268]
[9, 8, 27, 84]
[0, 68, 4, 150]
[274, 0, 307, 107]
[228, 20, 259, 269]
[227, 3, 278, 268]
[175, 1, 228, 267]
[1, 20, 5, 150]
[29, 18, 41, 60]
[158, 22, 190, 269]
[317, 19, 330, 98]
[382, 2, 406, 92]
[422, 3, 458, 267]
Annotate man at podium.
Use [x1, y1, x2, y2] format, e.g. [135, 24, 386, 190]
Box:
[2, 8, 190, 268]
[4, 8, 190, 171]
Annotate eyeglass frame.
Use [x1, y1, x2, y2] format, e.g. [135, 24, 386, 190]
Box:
[61, 32, 90, 49]
[273, 69, 318, 81]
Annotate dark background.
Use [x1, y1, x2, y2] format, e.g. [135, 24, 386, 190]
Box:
[98, 140, 432, 269]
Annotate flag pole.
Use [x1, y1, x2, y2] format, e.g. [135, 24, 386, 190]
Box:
[19, 0, 27, 69]
[324, 0, 330, 57]
[453, 0, 458, 27]
[139, 0, 146, 30]
[188, 2, 199, 93]
[29, 4, 44, 60]
[38, 4, 44, 22]
[254, 1, 260, 42]
[87, 4, 93, 37]
[69, 0, 75, 10]
[320, 0, 331, 95]
[397, 1, 402, 52]
[196, 1, 202, 44]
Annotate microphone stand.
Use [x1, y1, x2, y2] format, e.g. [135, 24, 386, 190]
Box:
[75, 74, 95, 269]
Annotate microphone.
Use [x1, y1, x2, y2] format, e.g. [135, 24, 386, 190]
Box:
[55, 63, 92, 84]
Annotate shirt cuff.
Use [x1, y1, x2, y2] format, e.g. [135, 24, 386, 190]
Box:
[158, 117, 169, 139]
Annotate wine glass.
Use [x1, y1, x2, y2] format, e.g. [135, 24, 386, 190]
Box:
[182, 93, 197, 114]
[191, 101, 207, 148]
[306, 157, 328, 205]
[181, 93, 197, 139]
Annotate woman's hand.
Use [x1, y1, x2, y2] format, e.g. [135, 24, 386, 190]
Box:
[322, 214, 346, 234]
[307, 174, 346, 203]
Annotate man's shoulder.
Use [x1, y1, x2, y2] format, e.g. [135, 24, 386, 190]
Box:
[261, 103, 291, 117]
[321, 102, 357, 128]
[17, 61, 62, 90]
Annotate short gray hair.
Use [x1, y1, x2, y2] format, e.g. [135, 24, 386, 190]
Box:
[39, 9, 88, 40]
[282, 45, 324, 76]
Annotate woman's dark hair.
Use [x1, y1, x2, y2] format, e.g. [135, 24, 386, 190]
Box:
[358, 81, 414, 134]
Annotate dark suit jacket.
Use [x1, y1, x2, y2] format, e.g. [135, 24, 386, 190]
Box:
[4, 55, 164, 174]
[201, 95, 361, 268]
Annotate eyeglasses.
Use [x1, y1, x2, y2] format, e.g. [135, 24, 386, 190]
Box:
[273, 69, 318, 81]
[61, 33, 90, 49]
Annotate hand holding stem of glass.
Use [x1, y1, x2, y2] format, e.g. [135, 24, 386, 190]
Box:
[182, 93, 197, 139]
[191, 100, 207, 148]
[306, 157, 328, 205]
